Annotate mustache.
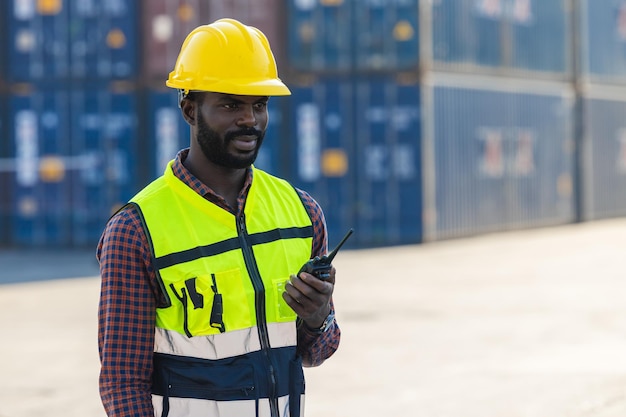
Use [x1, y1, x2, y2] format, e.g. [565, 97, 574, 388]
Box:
[226, 128, 263, 141]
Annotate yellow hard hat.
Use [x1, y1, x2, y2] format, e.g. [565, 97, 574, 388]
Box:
[166, 18, 290, 96]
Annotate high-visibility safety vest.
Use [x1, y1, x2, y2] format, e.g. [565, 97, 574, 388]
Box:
[129, 161, 314, 417]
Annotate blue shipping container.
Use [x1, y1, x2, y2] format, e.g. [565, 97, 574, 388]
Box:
[0, 94, 6, 246]
[67, 0, 138, 79]
[287, 77, 356, 248]
[7, 0, 138, 81]
[0, 1, 6, 80]
[424, 77, 575, 240]
[581, 93, 626, 219]
[431, 0, 569, 75]
[70, 83, 139, 246]
[287, 0, 418, 72]
[431, 0, 502, 67]
[352, 0, 419, 71]
[257, 96, 287, 177]
[8, 85, 72, 246]
[511, 0, 570, 73]
[580, 0, 626, 81]
[353, 75, 422, 246]
[7, 0, 70, 81]
[147, 88, 191, 179]
[287, 0, 352, 72]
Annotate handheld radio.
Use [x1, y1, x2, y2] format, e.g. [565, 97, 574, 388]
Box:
[298, 229, 354, 281]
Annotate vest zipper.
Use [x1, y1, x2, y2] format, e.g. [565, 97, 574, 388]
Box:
[237, 214, 280, 417]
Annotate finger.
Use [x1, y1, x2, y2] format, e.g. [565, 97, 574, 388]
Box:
[327, 266, 337, 285]
[282, 291, 305, 316]
[283, 283, 319, 318]
[284, 279, 303, 302]
[296, 273, 333, 295]
[285, 278, 328, 311]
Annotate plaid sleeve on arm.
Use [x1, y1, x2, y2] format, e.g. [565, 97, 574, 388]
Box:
[294, 189, 341, 367]
[96, 206, 159, 417]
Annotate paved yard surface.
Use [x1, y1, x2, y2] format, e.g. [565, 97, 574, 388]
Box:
[2, 218, 626, 417]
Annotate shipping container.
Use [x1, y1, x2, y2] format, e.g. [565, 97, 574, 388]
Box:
[430, 0, 570, 76]
[422, 75, 575, 240]
[353, 74, 422, 246]
[510, 0, 570, 73]
[146, 87, 190, 179]
[8, 84, 72, 246]
[0, 91, 7, 246]
[140, 0, 209, 81]
[69, 82, 139, 247]
[7, 0, 70, 81]
[287, 0, 419, 72]
[287, 76, 356, 248]
[7, 0, 138, 82]
[286, 0, 352, 72]
[579, 0, 626, 82]
[67, 0, 138, 80]
[208, 0, 286, 72]
[257, 95, 287, 177]
[351, 0, 419, 71]
[0, 1, 7, 80]
[580, 87, 626, 219]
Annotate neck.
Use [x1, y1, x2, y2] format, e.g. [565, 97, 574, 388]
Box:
[183, 150, 248, 210]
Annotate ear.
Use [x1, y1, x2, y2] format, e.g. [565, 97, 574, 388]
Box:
[180, 98, 196, 126]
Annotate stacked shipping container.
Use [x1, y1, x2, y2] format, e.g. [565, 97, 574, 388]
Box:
[1, 0, 626, 248]
[0, 83, 6, 246]
[141, 0, 208, 180]
[3, 0, 139, 247]
[578, 0, 626, 221]
[0, 4, 5, 245]
[430, 0, 570, 75]
[422, 0, 576, 241]
[285, 0, 421, 247]
[422, 76, 575, 239]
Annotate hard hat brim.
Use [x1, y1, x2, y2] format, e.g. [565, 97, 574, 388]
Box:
[166, 76, 291, 97]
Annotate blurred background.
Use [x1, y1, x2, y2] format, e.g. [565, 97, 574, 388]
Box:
[0, 0, 625, 251]
[5, 2, 626, 416]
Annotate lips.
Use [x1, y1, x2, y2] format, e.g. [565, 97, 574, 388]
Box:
[231, 135, 258, 152]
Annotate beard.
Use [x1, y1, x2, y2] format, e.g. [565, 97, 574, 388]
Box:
[196, 112, 265, 169]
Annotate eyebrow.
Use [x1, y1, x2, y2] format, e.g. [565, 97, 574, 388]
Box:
[216, 95, 269, 104]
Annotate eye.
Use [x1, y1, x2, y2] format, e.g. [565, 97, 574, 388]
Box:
[223, 102, 239, 110]
[254, 101, 268, 111]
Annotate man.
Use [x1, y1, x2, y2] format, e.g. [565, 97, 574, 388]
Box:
[97, 19, 340, 417]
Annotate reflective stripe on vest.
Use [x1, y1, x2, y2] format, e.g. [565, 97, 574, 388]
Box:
[152, 394, 305, 417]
[130, 161, 313, 417]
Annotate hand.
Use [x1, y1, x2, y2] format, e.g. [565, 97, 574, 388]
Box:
[282, 266, 336, 329]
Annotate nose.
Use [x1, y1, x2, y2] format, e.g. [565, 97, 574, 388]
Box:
[237, 105, 256, 127]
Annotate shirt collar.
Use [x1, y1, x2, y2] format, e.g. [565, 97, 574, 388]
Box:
[170, 148, 253, 212]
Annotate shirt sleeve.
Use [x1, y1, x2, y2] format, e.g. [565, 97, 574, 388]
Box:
[97, 206, 159, 417]
[294, 189, 342, 367]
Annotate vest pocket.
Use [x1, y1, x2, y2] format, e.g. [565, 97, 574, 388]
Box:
[165, 362, 256, 400]
[153, 353, 258, 416]
[166, 269, 255, 337]
[273, 278, 297, 321]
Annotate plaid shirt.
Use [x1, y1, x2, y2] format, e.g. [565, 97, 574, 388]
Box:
[97, 149, 340, 417]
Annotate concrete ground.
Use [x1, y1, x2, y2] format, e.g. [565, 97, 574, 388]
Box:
[2, 218, 626, 417]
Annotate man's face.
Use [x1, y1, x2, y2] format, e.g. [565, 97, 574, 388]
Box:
[195, 93, 269, 169]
